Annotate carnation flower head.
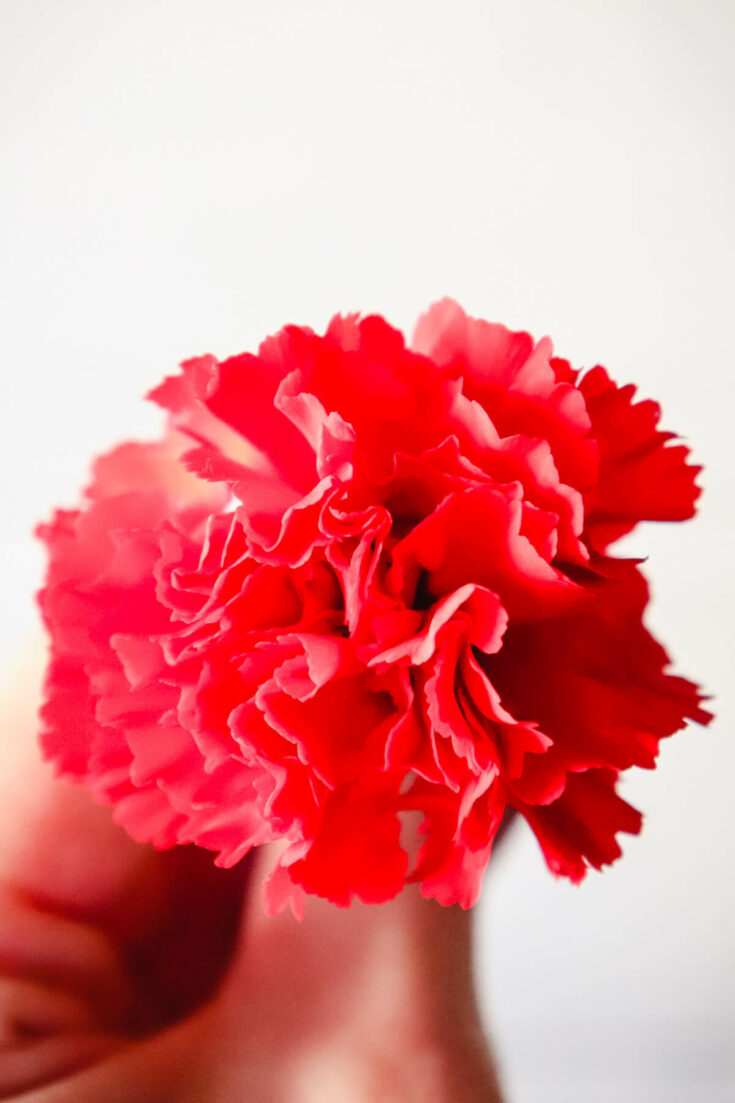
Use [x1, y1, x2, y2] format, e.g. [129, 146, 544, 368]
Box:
[37, 299, 711, 916]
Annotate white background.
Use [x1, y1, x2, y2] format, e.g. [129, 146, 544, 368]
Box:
[1, 2, 733, 1099]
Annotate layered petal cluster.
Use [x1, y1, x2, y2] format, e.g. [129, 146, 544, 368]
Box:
[38, 300, 710, 913]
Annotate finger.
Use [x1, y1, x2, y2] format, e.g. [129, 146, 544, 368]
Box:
[0, 1032, 118, 1100]
[0, 887, 135, 1031]
[0, 978, 97, 1047]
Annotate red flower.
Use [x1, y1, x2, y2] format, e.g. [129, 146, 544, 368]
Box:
[37, 300, 710, 914]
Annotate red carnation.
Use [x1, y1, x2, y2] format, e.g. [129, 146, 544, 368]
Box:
[37, 300, 710, 915]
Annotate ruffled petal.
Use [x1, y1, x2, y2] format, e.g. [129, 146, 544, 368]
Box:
[579, 366, 702, 547]
[37, 303, 710, 911]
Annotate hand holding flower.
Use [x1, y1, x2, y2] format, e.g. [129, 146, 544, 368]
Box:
[0, 669, 501, 1100]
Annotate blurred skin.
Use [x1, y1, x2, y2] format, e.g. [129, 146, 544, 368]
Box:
[0, 644, 503, 1102]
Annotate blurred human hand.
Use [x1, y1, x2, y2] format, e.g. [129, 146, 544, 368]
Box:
[0, 644, 503, 1102]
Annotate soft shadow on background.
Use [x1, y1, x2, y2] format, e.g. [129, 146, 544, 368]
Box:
[1, 2, 732, 1100]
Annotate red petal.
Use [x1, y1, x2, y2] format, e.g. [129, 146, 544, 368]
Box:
[520, 769, 642, 881]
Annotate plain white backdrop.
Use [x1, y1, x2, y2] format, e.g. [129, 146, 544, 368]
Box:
[1, 2, 733, 1099]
